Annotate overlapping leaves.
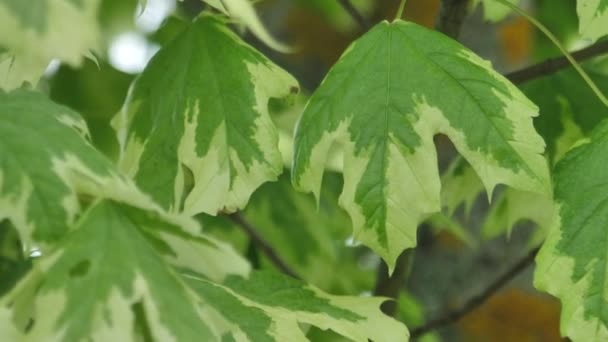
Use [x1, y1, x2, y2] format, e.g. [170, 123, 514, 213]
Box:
[0, 88, 407, 340]
[186, 271, 408, 342]
[1, 200, 248, 341]
[0, 89, 135, 249]
[441, 157, 554, 242]
[200, 0, 290, 52]
[535, 120, 608, 341]
[1, 199, 407, 341]
[0, 0, 101, 90]
[114, 15, 298, 216]
[472, 0, 608, 41]
[202, 173, 376, 293]
[292, 19, 550, 270]
[523, 59, 608, 163]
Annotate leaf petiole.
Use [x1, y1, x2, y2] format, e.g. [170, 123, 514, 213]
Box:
[492, 0, 608, 107]
[395, 0, 407, 21]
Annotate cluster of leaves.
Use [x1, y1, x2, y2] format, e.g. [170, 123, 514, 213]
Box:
[0, 0, 608, 340]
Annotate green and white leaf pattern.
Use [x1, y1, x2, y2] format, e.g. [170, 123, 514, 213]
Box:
[523, 61, 608, 164]
[0, 52, 48, 91]
[577, 0, 608, 41]
[440, 157, 485, 217]
[114, 15, 298, 216]
[202, 173, 375, 293]
[186, 271, 409, 342]
[535, 120, 608, 341]
[0, 90, 132, 249]
[0, 0, 101, 90]
[1, 200, 407, 341]
[292, 20, 550, 270]
[440, 157, 553, 243]
[1, 200, 247, 341]
[482, 188, 554, 242]
[204, 0, 291, 52]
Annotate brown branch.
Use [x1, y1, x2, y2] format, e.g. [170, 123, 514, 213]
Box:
[409, 247, 540, 338]
[338, 0, 371, 31]
[373, 250, 413, 317]
[436, 0, 469, 39]
[507, 40, 608, 84]
[228, 212, 301, 279]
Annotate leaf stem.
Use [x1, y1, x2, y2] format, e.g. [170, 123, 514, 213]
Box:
[395, 0, 407, 21]
[492, 0, 608, 107]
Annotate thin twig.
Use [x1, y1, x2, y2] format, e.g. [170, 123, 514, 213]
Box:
[228, 212, 301, 279]
[507, 40, 608, 84]
[409, 247, 540, 338]
[337, 0, 371, 31]
[436, 0, 470, 39]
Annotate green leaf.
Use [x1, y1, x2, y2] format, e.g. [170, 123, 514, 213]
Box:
[0, 89, 138, 249]
[184, 270, 410, 342]
[440, 157, 553, 244]
[472, 0, 520, 22]
[1, 200, 247, 341]
[523, 60, 608, 164]
[200, 0, 290, 52]
[440, 157, 485, 217]
[49, 60, 135, 158]
[577, 0, 608, 41]
[292, 20, 550, 270]
[0, 307, 19, 340]
[114, 15, 298, 215]
[202, 173, 375, 293]
[0, 52, 47, 91]
[482, 188, 554, 242]
[535, 119, 608, 341]
[292, 0, 374, 33]
[0, 0, 101, 90]
[0, 221, 30, 296]
[2, 200, 406, 341]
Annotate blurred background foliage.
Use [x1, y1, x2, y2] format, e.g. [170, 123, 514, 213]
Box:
[6, 0, 608, 340]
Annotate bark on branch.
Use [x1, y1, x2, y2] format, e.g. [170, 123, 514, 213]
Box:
[410, 247, 540, 338]
[507, 40, 608, 84]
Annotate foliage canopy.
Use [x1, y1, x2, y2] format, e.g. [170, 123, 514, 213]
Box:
[1, 0, 608, 341]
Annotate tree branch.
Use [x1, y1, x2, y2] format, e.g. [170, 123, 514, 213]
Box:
[338, 0, 371, 31]
[228, 212, 301, 279]
[436, 0, 469, 39]
[409, 247, 540, 338]
[507, 40, 608, 84]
